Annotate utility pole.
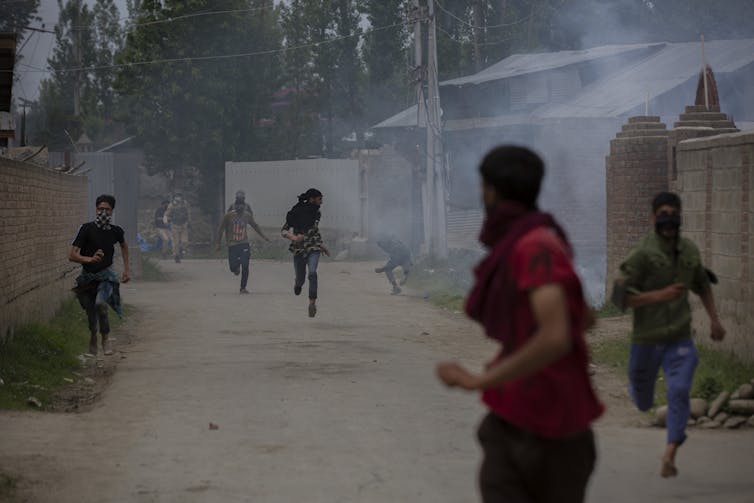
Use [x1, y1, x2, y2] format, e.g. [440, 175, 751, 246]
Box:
[426, 0, 447, 259]
[73, 0, 81, 117]
[473, 0, 483, 72]
[411, 0, 430, 255]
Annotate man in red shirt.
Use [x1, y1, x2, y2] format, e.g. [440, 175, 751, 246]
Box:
[437, 145, 604, 503]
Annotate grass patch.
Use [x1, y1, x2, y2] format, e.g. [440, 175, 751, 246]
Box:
[0, 298, 127, 410]
[0, 472, 17, 501]
[140, 256, 167, 281]
[595, 301, 626, 318]
[591, 337, 754, 405]
[408, 251, 480, 312]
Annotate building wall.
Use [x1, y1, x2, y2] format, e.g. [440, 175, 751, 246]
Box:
[0, 158, 88, 341]
[676, 131, 754, 360]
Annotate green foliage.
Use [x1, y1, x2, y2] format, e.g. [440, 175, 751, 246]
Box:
[0, 299, 126, 410]
[0, 0, 40, 35]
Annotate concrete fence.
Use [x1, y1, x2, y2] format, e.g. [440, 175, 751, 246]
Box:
[0, 158, 88, 341]
[676, 131, 754, 360]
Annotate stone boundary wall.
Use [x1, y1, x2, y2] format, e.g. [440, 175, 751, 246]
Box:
[0, 158, 88, 341]
[676, 131, 754, 360]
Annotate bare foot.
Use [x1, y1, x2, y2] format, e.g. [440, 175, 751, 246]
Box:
[661, 457, 678, 478]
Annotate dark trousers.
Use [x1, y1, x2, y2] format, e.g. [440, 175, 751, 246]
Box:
[77, 282, 111, 336]
[228, 243, 251, 289]
[477, 413, 596, 503]
[294, 251, 320, 300]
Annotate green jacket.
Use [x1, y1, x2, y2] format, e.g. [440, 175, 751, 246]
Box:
[619, 232, 710, 344]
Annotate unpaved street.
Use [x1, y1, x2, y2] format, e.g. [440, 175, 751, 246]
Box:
[1, 259, 753, 502]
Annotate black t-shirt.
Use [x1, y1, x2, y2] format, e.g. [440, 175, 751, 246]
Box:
[71, 222, 125, 273]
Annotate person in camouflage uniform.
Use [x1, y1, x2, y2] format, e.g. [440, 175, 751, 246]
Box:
[281, 188, 330, 317]
[163, 191, 191, 263]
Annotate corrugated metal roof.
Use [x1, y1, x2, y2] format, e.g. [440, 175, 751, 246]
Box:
[538, 39, 754, 119]
[373, 39, 754, 129]
[441, 43, 663, 87]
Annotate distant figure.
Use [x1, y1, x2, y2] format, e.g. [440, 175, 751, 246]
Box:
[69, 194, 130, 357]
[153, 198, 171, 258]
[228, 190, 253, 215]
[613, 191, 725, 478]
[281, 188, 330, 317]
[436, 146, 603, 503]
[163, 191, 190, 263]
[216, 193, 270, 294]
[374, 236, 412, 295]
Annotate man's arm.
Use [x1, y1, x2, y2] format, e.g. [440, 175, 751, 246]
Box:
[120, 241, 130, 283]
[215, 214, 227, 249]
[626, 284, 686, 308]
[437, 283, 572, 390]
[163, 205, 171, 225]
[247, 214, 270, 241]
[69, 246, 102, 265]
[698, 287, 726, 341]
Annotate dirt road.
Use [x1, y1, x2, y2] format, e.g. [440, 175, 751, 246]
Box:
[1, 259, 753, 502]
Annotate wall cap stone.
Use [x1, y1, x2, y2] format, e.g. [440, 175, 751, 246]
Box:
[678, 130, 754, 151]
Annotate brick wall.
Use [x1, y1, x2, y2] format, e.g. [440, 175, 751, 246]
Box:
[605, 116, 669, 291]
[676, 131, 754, 361]
[0, 158, 88, 341]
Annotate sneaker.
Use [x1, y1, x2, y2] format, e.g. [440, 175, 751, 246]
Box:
[102, 336, 113, 356]
[374, 267, 384, 274]
[174, 255, 181, 263]
[391, 286, 402, 295]
[308, 303, 317, 318]
[231, 267, 240, 276]
[294, 285, 302, 296]
[240, 288, 250, 294]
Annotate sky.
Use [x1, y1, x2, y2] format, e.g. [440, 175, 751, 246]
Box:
[15, 0, 130, 101]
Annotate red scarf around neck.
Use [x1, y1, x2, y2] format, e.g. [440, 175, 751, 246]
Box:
[465, 201, 572, 344]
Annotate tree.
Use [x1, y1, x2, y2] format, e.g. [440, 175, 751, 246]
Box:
[115, 0, 284, 214]
[0, 0, 40, 35]
[362, 0, 411, 127]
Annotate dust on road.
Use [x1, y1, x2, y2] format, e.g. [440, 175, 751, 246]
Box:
[1, 259, 752, 502]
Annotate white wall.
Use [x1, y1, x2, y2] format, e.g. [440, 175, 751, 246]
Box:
[225, 158, 361, 232]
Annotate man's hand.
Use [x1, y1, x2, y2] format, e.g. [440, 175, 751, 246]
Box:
[322, 246, 331, 257]
[656, 283, 686, 302]
[121, 271, 130, 283]
[710, 319, 726, 341]
[436, 362, 480, 390]
[89, 249, 104, 263]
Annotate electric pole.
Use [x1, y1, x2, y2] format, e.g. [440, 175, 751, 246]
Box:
[73, 0, 81, 117]
[426, 0, 447, 259]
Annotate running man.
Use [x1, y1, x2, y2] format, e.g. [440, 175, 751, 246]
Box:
[216, 194, 270, 294]
[163, 191, 190, 263]
[374, 236, 412, 295]
[614, 191, 725, 478]
[281, 188, 330, 317]
[436, 146, 603, 503]
[69, 194, 130, 357]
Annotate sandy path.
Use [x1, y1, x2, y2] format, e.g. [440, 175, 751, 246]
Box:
[1, 259, 752, 502]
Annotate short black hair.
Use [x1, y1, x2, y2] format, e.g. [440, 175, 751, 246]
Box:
[479, 145, 544, 209]
[652, 191, 681, 213]
[96, 194, 116, 209]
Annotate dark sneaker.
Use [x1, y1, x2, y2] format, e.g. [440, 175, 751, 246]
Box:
[391, 286, 402, 295]
[231, 267, 240, 276]
[174, 255, 181, 263]
[240, 288, 250, 294]
[102, 336, 113, 356]
[374, 267, 384, 274]
[308, 303, 317, 318]
[294, 285, 302, 296]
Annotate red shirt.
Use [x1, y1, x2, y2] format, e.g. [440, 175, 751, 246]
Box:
[481, 227, 604, 438]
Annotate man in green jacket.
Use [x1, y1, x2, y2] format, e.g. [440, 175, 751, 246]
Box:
[615, 191, 725, 478]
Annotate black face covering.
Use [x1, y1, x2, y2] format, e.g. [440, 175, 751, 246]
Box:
[655, 213, 681, 235]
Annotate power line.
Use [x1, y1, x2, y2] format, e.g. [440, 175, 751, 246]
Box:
[5, 20, 410, 75]
[434, 0, 531, 30]
[436, 24, 514, 47]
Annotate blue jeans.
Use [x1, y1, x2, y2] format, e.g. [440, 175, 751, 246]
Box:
[294, 252, 320, 300]
[79, 280, 113, 336]
[228, 243, 251, 289]
[629, 338, 698, 445]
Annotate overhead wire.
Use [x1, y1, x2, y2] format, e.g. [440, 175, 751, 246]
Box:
[434, 0, 531, 30]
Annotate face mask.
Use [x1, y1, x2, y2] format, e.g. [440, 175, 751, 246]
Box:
[234, 203, 245, 214]
[655, 213, 680, 236]
[95, 209, 112, 229]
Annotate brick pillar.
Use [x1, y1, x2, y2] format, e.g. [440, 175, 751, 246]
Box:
[667, 105, 738, 191]
[605, 116, 669, 293]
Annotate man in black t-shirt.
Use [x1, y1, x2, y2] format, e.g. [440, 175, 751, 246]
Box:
[70, 194, 131, 356]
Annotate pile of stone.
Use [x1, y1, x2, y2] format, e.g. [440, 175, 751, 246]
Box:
[654, 380, 754, 430]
